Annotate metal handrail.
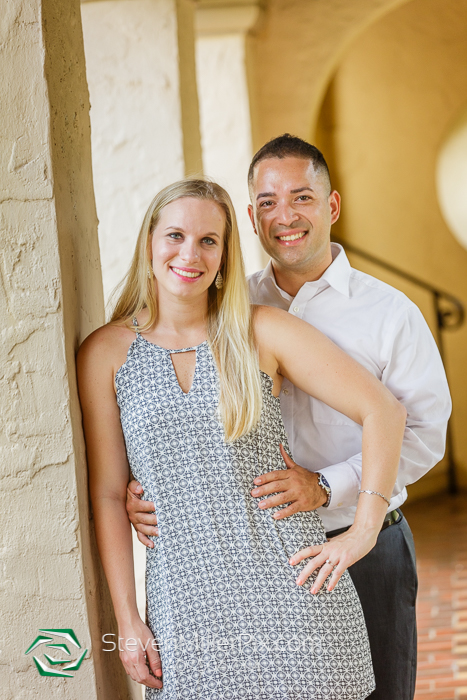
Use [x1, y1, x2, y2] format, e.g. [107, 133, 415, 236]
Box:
[332, 234, 465, 494]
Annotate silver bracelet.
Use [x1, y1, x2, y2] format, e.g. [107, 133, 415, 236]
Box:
[358, 489, 391, 507]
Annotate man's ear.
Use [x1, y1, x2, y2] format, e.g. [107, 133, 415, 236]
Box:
[329, 190, 341, 225]
[247, 204, 258, 235]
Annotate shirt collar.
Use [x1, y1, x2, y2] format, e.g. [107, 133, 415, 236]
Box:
[257, 258, 276, 286]
[257, 243, 351, 299]
[320, 243, 351, 297]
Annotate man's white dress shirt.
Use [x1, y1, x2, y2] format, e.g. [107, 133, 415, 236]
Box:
[248, 244, 452, 533]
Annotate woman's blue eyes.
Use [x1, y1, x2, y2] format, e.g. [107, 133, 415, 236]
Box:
[168, 233, 216, 245]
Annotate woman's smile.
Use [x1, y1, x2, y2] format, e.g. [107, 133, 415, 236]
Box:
[170, 266, 204, 281]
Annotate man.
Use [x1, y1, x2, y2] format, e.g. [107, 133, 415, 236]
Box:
[126, 134, 451, 698]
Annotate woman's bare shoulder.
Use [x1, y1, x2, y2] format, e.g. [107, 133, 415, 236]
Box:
[251, 303, 290, 324]
[252, 304, 325, 361]
[252, 304, 294, 339]
[77, 320, 135, 371]
[251, 306, 295, 365]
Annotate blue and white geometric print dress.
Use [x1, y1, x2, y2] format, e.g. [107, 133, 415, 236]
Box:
[115, 329, 375, 700]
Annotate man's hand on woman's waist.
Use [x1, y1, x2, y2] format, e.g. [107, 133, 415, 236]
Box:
[250, 444, 329, 516]
[126, 480, 158, 548]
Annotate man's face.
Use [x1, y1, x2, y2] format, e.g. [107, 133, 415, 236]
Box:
[248, 157, 340, 274]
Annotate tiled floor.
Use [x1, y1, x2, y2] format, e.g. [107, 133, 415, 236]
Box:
[404, 492, 467, 700]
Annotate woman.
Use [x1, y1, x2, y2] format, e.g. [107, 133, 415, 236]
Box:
[77, 179, 406, 699]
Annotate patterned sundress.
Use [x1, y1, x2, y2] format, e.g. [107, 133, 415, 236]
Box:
[115, 329, 375, 700]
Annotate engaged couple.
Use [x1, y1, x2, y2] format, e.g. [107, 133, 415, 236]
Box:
[78, 134, 451, 699]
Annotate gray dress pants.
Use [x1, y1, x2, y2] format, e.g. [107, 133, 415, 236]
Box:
[346, 511, 418, 699]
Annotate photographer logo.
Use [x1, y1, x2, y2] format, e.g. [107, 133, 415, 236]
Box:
[25, 628, 88, 678]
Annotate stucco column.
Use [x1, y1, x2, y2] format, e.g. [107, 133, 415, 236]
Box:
[0, 0, 131, 697]
[195, 1, 267, 275]
[81, 0, 203, 302]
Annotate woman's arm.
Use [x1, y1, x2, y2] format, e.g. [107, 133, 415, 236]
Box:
[77, 328, 162, 689]
[254, 305, 407, 592]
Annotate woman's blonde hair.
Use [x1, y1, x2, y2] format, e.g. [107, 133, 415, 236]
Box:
[110, 178, 262, 442]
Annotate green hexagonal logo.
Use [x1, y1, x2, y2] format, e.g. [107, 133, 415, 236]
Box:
[25, 629, 88, 678]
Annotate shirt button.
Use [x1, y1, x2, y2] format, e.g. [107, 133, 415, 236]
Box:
[282, 388, 289, 395]
[293, 306, 299, 313]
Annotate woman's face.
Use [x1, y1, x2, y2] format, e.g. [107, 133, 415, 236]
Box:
[150, 197, 225, 300]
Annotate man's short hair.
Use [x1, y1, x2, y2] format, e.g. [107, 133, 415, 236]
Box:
[248, 134, 332, 195]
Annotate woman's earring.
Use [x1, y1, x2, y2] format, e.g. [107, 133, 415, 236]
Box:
[147, 265, 152, 279]
[215, 271, 223, 289]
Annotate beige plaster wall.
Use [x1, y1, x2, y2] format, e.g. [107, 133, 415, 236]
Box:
[81, 0, 202, 303]
[315, 0, 467, 497]
[195, 3, 267, 274]
[0, 0, 130, 697]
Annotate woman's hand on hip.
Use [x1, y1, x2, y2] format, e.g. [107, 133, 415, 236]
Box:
[118, 618, 163, 689]
[289, 524, 380, 594]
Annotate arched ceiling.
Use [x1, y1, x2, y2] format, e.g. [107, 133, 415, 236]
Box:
[250, 0, 414, 146]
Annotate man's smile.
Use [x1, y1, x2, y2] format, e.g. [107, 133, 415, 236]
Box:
[275, 230, 308, 245]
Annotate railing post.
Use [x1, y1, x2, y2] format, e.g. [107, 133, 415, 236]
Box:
[433, 292, 458, 495]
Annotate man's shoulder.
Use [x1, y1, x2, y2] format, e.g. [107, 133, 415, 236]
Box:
[248, 263, 422, 322]
[349, 267, 416, 315]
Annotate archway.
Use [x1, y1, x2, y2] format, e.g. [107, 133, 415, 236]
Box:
[314, 0, 467, 497]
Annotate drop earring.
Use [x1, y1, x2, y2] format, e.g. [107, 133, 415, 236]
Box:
[215, 271, 223, 289]
[147, 265, 152, 279]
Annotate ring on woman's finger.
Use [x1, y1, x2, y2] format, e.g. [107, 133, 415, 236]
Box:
[325, 559, 334, 566]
